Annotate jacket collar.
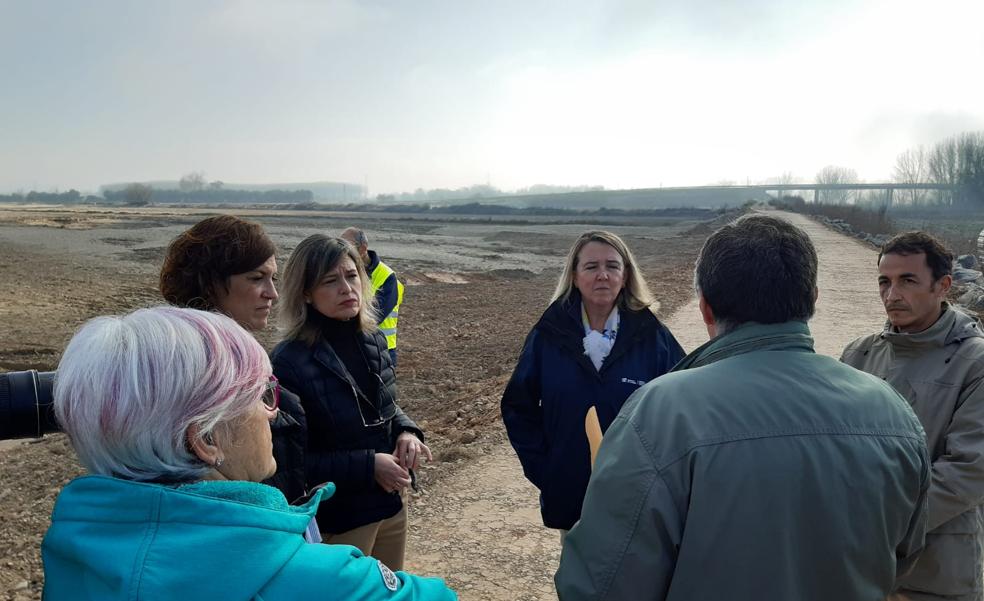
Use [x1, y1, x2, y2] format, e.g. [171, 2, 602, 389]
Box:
[366, 249, 381, 272]
[57, 475, 333, 526]
[536, 291, 586, 339]
[536, 290, 661, 375]
[178, 479, 334, 514]
[674, 320, 815, 371]
[879, 303, 984, 349]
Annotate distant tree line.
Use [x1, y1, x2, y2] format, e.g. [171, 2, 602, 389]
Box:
[767, 130, 984, 208]
[859, 131, 984, 207]
[891, 131, 984, 206]
[0, 185, 314, 206]
[0, 189, 98, 204]
[102, 186, 314, 205]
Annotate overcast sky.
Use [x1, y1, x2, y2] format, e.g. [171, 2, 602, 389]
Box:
[2, 0, 983, 195]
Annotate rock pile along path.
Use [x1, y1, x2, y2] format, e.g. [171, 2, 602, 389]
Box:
[405, 210, 888, 600]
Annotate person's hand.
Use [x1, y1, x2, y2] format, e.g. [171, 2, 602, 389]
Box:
[374, 453, 411, 493]
[394, 431, 433, 471]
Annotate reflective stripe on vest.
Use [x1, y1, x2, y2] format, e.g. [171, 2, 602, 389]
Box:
[369, 260, 404, 351]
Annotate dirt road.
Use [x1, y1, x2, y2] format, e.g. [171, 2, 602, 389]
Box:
[407, 210, 888, 599]
[665, 210, 885, 354]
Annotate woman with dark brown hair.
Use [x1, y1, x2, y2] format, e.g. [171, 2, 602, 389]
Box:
[160, 215, 279, 331]
[160, 215, 307, 504]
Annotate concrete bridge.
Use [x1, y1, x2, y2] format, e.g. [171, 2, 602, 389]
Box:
[657, 183, 954, 205]
[758, 182, 954, 205]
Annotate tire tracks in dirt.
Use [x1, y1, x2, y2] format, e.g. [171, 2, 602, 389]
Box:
[405, 210, 887, 600]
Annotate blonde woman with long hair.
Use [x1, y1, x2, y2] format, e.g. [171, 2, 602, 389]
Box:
[500, 230, 685, 538]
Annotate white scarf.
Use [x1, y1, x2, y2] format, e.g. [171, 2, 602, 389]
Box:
[582, 304, 619, 371]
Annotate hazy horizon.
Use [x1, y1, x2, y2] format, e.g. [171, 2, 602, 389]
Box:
[2, 0, 983, 196]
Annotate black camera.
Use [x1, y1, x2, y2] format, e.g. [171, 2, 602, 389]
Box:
[0, 370, 58, 440]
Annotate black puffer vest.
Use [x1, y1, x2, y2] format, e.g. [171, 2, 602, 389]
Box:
[271, 325, 422, 533]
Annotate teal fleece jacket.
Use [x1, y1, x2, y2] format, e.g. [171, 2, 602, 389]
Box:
[42, 476, 457, 600]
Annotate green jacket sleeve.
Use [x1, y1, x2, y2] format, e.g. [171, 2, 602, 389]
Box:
[897, 446, 931, 577]
[555, 414, 683, 601]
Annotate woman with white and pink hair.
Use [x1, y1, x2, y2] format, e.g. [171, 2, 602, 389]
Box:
[42, 306, 456, 601]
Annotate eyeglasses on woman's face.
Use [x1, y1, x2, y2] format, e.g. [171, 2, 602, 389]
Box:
[261, 375, 280, 412]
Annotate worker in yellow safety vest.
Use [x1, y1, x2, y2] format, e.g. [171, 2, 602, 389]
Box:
[340, 227, 405, 365]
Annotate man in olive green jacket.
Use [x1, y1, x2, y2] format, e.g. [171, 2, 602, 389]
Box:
[555, 214, 930, 601]
[842, 231, 984, 601]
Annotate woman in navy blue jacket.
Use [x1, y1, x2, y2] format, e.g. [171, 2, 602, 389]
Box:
[501, 231, 685, 533]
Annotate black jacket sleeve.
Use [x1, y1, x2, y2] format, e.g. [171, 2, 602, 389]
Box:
[263, 387, 308, 502]
[377, 338, 424, 444]
[391, 405, 424, 444]
[659, 323, 687, 370]
[501, 329, 548, 490]
[305, 447, 377, 492]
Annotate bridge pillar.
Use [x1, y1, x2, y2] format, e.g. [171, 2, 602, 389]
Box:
[886, 188, 893, 207]
[814, 188, 820, 204]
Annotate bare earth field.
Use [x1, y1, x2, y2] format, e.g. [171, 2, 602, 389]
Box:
[0, 204, 716, 600]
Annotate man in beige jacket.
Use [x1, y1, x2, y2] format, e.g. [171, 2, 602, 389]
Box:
[843, 231, 984, 601]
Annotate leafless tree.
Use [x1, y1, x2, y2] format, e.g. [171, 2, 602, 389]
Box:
[179, 171, 207, 193]
[123, 183, 153, 206]
[762, 172, 802, 202]
[815, 165, 858, 204]
[892, 146, 927, 205]
[954, 132, 984, 206]
[775, 171, 798, 186]
[909, 131, 984, 206]
[928, 138, 958, 205]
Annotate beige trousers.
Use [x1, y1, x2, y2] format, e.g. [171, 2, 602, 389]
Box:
[322, 501, 408, 571]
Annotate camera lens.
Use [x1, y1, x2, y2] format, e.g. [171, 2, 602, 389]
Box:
[0, 370, 57, 440]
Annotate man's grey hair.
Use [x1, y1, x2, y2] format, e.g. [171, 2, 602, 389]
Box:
[341, 226, 368, 248]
